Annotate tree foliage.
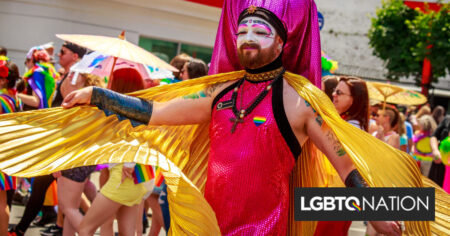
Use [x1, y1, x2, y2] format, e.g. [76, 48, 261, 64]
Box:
[368, 0, 449, 84]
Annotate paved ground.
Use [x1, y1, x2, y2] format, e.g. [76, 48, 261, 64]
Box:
[8, 171, 365, 235]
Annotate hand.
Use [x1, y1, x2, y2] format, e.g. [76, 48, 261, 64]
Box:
[432, 149, 442, 164]
[375, 126, 384, 140]
[369, 221, 403, 236]
[121, 166, 134, 183]
[62, 86, 93, 108]
[52, 171, 62, 178]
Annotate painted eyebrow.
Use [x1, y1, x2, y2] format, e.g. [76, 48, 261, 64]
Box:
[252, 24, 272, 34]
[238, 23, 248, 28]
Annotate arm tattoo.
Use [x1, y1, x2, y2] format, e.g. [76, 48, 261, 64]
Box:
[183, 83, 221, 100]
[326, 130, 346, 157]
[305, 100, 323, 126]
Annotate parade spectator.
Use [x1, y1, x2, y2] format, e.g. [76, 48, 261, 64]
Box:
[429, 114, 450, 187]
[410, 105, 431, 130]
[316, 75, 370, 236]
[321, 75, 338, 101]
[398, 113, 408, 153]
[412, 115, 437, 175]
[332, 76, 370, 130]
[18, 47, 59, 109]
[79, 67, 152, 236]
[432, 105, 445, 125]
[169, 53, 192, 81]
[0, 58, 21, 236]
[374, 106, 401, 149]
[180, 58, 208, 80]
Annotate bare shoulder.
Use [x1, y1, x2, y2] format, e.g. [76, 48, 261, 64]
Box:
[283, 79, 316, 122]
[283, 79, 319, 145]
[207, 80, 236, 98]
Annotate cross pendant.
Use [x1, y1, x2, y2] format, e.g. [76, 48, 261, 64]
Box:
[230, 116, 244, 133]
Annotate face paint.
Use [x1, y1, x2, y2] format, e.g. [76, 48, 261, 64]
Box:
[236, 17, 276, 50]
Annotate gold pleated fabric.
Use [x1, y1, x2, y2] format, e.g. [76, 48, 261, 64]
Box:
[0, 71, 447, 235]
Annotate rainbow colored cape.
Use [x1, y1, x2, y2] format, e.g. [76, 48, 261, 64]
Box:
[0, 89, 21, 114]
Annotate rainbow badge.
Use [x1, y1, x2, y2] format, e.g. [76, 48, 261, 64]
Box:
[253, 116, 266, 127]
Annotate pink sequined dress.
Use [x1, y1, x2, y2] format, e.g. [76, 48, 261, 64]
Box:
[206, 77, 301, 235]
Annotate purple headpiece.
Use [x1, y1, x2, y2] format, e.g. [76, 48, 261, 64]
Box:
[209, 0, 322, 88]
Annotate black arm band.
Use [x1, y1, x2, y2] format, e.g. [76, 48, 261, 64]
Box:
[345, 169, 368, 188]
[91, 87, 153, 124]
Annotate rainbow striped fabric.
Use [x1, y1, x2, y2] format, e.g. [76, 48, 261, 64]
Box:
[154, 166, 164, 187]
[23, 62, 58, 108]
[0, 89, 21, 114]
[0, 171, 16, 191]
[132, 164, 155, 184]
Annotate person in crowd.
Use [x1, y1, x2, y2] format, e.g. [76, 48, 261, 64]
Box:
[9, 47, 59, 236]
[368, 101, 381, 134]
[321, 75, 338, 101]
[432, 106, 445, 129]
[373, 106, 401, 149]
[410, 105, 431, 131]
[331, 76, 369, 130]
[53, 42, 87, 106]
[429, 114, 450, 187]
[78, 67, 153, 236]
[398, 113, 408, 153]
[411, 115, 437, 176]
[0, 58, 21, 236]
[179, 58, 208, 81]
[316, 75, 370, 236]
[169, 53, 192, 82]
[18, 47, 58, 109]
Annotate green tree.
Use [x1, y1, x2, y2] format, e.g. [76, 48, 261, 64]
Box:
[368, 0, 449, 84]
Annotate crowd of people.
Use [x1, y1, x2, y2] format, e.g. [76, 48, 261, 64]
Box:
[0, 1, 448, 236]
[0, 43, 208, 236]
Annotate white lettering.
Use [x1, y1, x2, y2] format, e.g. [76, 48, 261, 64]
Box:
[323, 197, 336, 211]
[301, 197, 311, 211]
[375, 197, 389, 211]
[416, 196, 429, 211]
[362, 196, 375, 211]
[400, 196, 416, 211]
[311, 197, 323, 211]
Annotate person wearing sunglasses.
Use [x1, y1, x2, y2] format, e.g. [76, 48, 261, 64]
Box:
[316, 75, 370, 236]
[331, 76, 370, 131]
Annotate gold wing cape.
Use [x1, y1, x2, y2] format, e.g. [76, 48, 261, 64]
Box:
[0, 71, 448, 235]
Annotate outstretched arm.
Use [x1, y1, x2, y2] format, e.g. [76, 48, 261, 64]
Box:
[62, 83, 226, 126]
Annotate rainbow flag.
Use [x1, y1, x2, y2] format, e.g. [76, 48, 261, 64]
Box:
[0, 171, 16, 191]
[154, 166, 164, 187]
[132, 164, 155, 184]
[23, 62, 58, 108]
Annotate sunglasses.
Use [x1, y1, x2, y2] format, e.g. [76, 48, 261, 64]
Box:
[333, 89, 350, 96]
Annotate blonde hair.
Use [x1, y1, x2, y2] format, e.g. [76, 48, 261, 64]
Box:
[416, 106, 431, 119]
[418, 115, 437, 133]
[81, 73, 104, 87]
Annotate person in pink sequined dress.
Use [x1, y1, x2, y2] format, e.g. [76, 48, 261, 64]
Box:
[62, 5, 403, 236]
